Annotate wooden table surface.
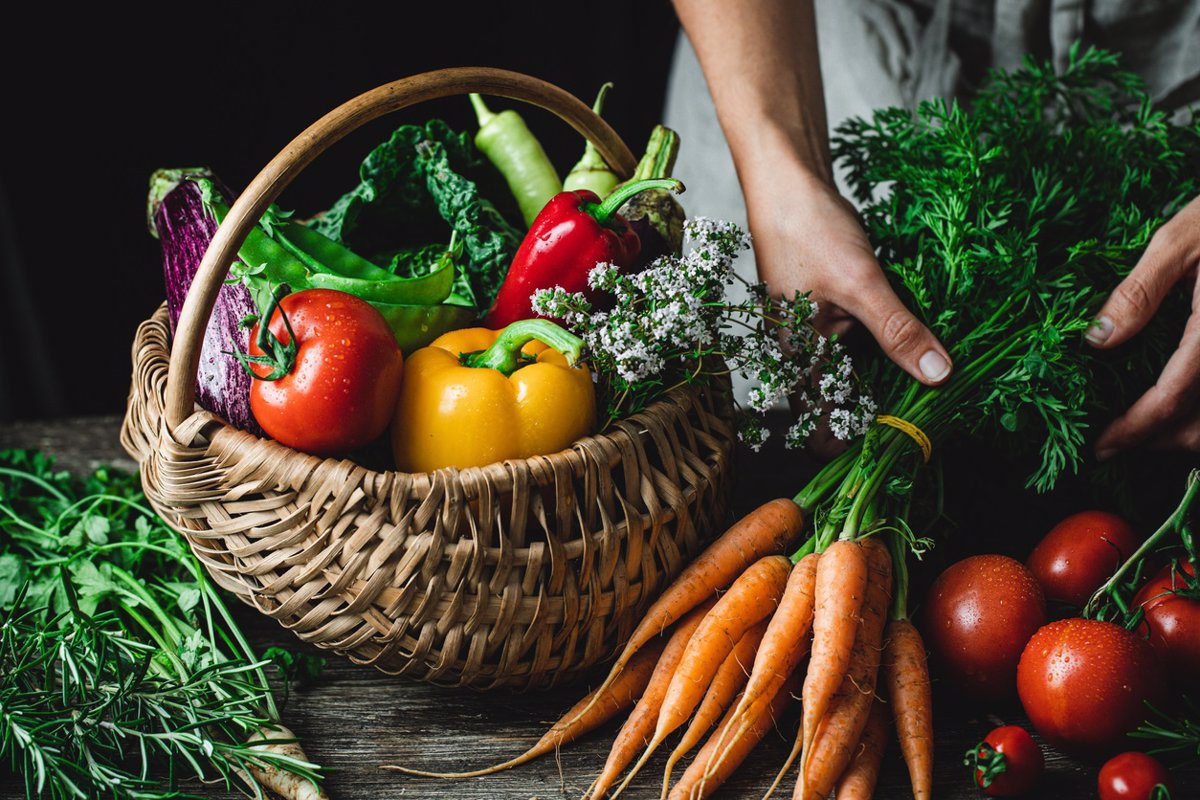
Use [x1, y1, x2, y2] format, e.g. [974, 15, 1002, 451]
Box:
[2, 415, 1197, 800]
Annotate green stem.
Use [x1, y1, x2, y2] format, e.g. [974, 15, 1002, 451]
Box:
[463, 319, 584, 374]
[888, 527, 912, 620]
[588, 178, 682, 225]
[0, 466, 70, 502]
[468, 93, 496, 127]
[196, 570, 278, 720]
[1083, 469, 1200, 619]
[789, 535, 818, 564]
[109, 567, 185, 648]
[793, 445, 858, 511]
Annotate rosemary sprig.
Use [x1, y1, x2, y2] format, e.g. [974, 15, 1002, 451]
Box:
[0, 449, 325, 799]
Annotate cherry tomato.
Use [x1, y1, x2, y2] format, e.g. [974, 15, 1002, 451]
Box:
[1026, 510, 1140, 607]
[248, 288, 405, 456]
[1133, 558, 1200, 685]
[921, 554, 1046, 700]
[1098, 751, 1174, 800]
[967, 725, 1044, 796]
[1016, 618, 1165, 757]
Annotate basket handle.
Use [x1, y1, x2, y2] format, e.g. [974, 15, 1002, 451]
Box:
[163, 66, 638, 433]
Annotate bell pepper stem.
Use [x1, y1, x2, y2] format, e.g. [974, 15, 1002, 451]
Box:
[463, 319, 585, 375]
[588, 177, 683, 225]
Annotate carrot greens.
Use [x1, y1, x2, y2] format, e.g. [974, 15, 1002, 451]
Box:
[795, 43, 1200, 554]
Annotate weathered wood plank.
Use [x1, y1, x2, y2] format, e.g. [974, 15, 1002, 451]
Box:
[1, 416, 1195, 799]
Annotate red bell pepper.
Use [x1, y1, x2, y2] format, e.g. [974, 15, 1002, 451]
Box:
[484, 177, 683, 328]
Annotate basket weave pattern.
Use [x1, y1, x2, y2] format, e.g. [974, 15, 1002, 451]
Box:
[122, 304, 736, 689]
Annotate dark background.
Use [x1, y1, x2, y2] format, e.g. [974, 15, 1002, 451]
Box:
[0, 1, 682, 422]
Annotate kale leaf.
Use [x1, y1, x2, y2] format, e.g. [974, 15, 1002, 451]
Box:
[311, 120, 521, 311]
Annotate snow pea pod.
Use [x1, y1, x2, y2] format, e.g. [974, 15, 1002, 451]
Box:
[370, 300, 476, 355]
[277, 221, 396, 281]
[202, 183, 453, 306]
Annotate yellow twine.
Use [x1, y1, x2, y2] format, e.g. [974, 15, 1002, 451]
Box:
[876, 414, 932, 463]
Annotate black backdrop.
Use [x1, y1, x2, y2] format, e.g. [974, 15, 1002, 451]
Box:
[0, 1, 681, 422]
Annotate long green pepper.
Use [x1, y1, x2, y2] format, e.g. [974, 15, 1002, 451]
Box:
[563, 82, 621, 197]
[469, 92, 562, 226]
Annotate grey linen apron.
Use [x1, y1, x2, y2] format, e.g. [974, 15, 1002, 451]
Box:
[662, 0, 1200, 403]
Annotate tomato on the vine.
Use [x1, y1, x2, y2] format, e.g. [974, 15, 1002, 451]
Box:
[1026, 510, 1140, 608]
[1016, 618, 1165, 757]
[1098, 751, 1174, 800]
[246, 288, 405, 456]
[965, 725, 1044, 796]
[1133, 558, 1200, 684]
[921, 554, 1046, 699]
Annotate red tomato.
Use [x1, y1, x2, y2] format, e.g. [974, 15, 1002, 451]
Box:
[1133, 559, 1200, 684]
[921, 555, 1046, 700]
[1016, 618, 1165, 757]
[248, 288, 404, 456]
[968, 725, 1044, 796]
[1026, 511, 1140, 607]
[1098, 751, 1174, 800]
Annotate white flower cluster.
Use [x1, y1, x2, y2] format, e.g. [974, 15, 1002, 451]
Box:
[530, 216, 877, 448]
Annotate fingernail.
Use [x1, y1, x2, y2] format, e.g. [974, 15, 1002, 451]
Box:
[1086, 315, 1114, 346]
[1096, 448, 1116, 462]
[919, 350, 951, 382]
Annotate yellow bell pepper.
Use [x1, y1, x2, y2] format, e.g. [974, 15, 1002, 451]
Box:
[391, 319, 597, 472]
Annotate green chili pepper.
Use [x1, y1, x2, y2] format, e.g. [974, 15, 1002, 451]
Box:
[469, 93, 561, 226]
[562, 82, 620, 198]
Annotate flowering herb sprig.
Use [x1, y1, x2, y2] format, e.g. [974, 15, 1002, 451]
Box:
[532, 217, 875, 450]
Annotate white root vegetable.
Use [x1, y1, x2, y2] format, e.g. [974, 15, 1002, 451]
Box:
[239, 725, 330, 800]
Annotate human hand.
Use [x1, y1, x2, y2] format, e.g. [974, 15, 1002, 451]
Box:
[1087, 195, 1200, 458]
[742, 159, 954, 386]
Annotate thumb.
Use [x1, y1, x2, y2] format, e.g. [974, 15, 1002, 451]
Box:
[839, 269, 952, 385]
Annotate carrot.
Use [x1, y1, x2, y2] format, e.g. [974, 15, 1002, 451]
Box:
[704, 552, 819, 786]
[659, 621, 768, 799]
[614, 555, 793, 798]
[797, 537, 892, 800]
[565, 499, 805, 736]
[797, 539, 869, 782]
[883, 618, 933, 800]
[380, 636, 666, 779]
[585, 598, 716, 799]
[669, 670, 802, 800]
[832, 697, 889, 800]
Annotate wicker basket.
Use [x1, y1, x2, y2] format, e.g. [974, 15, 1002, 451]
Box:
[120, 67, 737, 690]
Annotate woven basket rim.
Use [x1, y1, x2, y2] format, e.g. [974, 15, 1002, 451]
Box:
[140, 301, 729, 494]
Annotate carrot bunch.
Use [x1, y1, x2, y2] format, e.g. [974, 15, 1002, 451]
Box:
[384, 492, 935, 799]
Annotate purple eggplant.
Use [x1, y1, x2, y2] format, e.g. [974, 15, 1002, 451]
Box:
[147, 168, 262, 435]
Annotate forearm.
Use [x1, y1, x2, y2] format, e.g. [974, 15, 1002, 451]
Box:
[672, 0, 832, 185]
